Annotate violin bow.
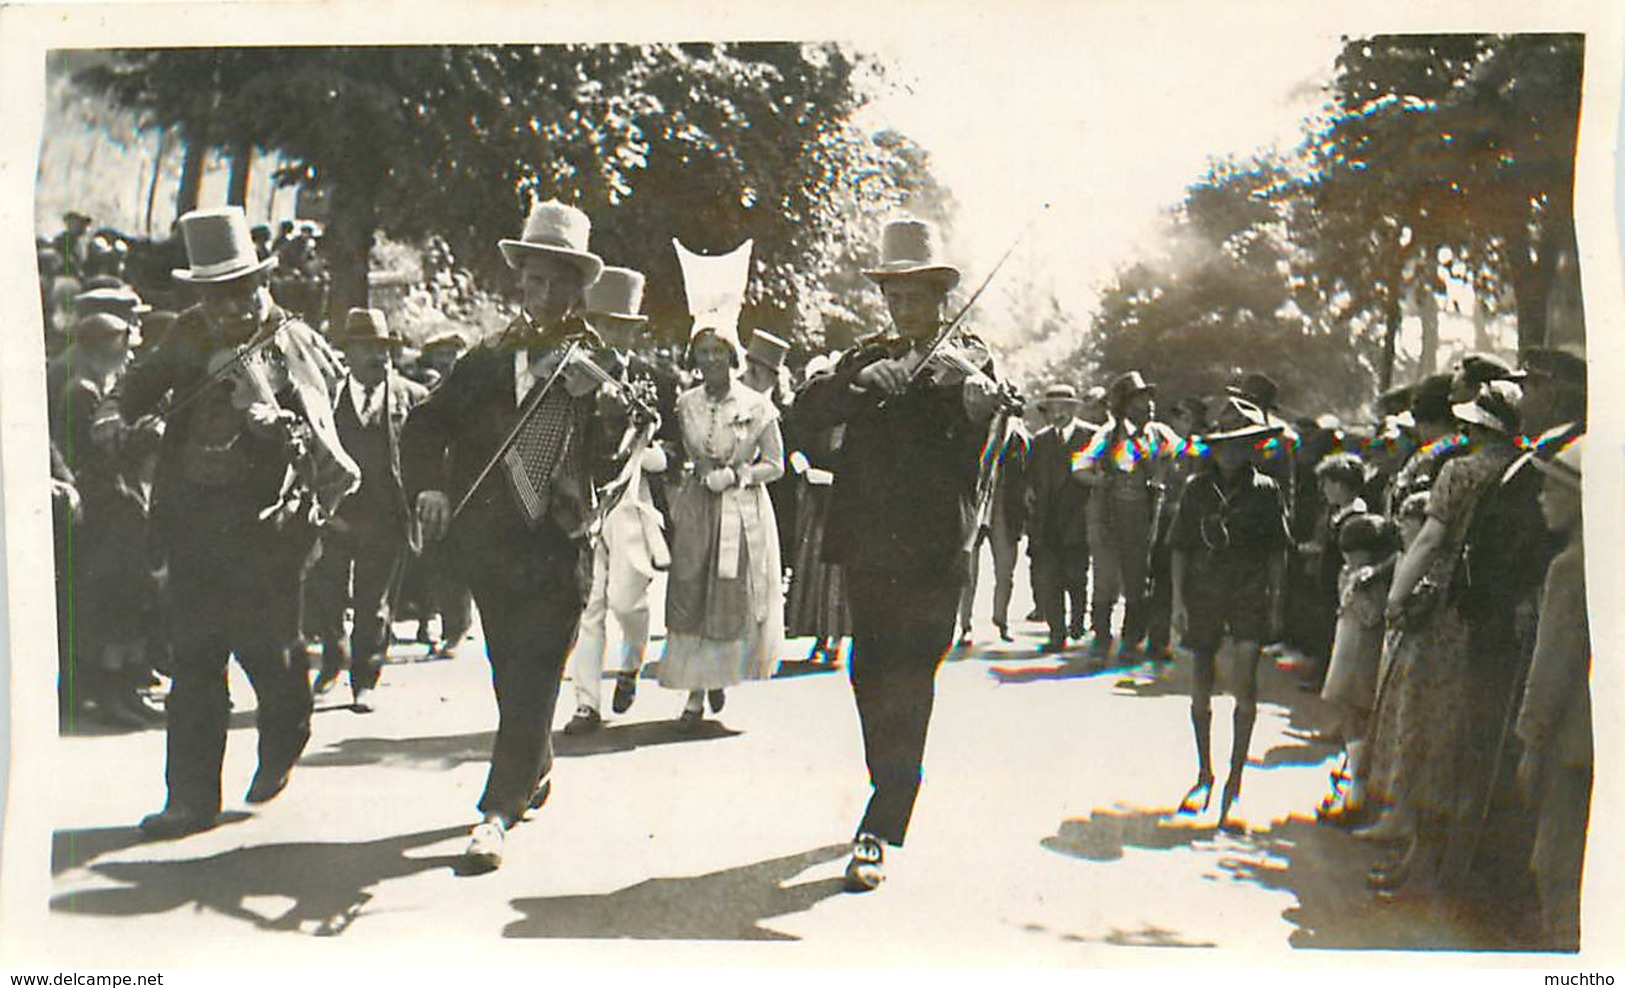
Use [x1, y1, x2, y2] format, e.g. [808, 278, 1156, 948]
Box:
[898, 202, 1051, 390]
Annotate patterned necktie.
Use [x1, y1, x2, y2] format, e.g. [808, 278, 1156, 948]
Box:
[503, 384, 576, 526]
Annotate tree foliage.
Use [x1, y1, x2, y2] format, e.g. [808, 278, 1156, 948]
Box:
[77, 43, 940, 344]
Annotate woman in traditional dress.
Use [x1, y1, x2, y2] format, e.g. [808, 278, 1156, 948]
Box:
[658, 326, 785, 729]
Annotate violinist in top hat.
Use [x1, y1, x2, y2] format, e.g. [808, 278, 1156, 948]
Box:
[793, 217, 1001, 892]
[307, 308, 429, 713]
[402, 199, 626, 872]
[114, 207, 360, 838]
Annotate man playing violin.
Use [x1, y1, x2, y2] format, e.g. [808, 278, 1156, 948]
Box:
[403, 199, 624, 873]
[114, 207, 358, 838]
[793, 217, 1000, 892]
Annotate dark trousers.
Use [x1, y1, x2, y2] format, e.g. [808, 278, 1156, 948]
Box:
[1144, 537, 1174, 656]
[308, 522, 408, 690]
[164, 559, 313, 815]
[1031, 540, 1089, 642]
[466, 561, 584, 826]
[846, 566, 961, 846]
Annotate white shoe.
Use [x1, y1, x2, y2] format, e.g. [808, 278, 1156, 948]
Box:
[465, 821, 505, 872]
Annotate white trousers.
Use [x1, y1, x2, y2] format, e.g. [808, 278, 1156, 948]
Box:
[569, 537, 654, 712]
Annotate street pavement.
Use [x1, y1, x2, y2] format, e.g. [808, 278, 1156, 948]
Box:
[41, 556, 1532, 966]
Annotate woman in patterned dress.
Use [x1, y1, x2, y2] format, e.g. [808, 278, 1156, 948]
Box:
[657, 327, 785, 729]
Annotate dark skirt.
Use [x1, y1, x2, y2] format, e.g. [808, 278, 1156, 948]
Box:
[785, 482, 852, 639]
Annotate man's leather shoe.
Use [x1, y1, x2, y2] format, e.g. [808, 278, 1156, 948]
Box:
[464, 821, 505, 873]
[1038, 638, 1067, 655]
[310, 668, 340, 697]
[843, 833, 886, 893]
[351, 687, 375, 714]
[995, 623, 1014, 643]
[245, 763, 294, 805]
[611, 673, 638, 714]
[563, 706, 602, 735]
[139, 807, 217, 839]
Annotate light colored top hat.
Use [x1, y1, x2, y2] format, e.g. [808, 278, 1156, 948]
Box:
[863, 218, 961, 290]
[1451, 379, 1523, 435]
[745, 330, 790, 371]
[1198, 396, 1282, 445]
[498, 199, 604, 286]
[171, 207, 279, 284]
[334, 307, 404, 347]
[583, 266, 649, 325]
[1036, 382, 1080, 407]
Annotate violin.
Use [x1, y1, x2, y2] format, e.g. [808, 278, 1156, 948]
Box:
[204, 342, 287, 410]
[887, 333, 1024, 412]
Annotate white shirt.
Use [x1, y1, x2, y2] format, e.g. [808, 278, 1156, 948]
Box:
[347, 375, 384, 426]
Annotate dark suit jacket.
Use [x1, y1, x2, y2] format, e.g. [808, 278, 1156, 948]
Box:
[399, 320, 604, 595]
[333, 370, 430, 550]
[1026, 421, 1093, 550]
[792, 335, 990, 583]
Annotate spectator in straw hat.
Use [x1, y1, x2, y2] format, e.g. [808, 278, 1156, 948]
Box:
[1515, 435, 1588, 950]
[403, 198, 620, 872]
[306, 309, 428, 713]
[1168, 396, 1290, 833]
[1026, 381, 1094, 653]
[794, 216, 1000, 892]
[114, 206, 359, 838]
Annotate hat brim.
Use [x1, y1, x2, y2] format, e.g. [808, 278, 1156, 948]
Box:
[586, 311, 649, 327]
[335, 334, 408, 349]
[1450, 400, 1513, 433]
[1224, 384, 1274, 407]
[1198, 423, 1282, 445]
[172, 255, 278, 285]
[498, 241, 604, 285]
[1036, 395, 1082, 407]
[863, 265, 961, 291]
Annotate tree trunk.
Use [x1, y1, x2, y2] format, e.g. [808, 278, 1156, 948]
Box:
[1472, 293, 1491, 352]
[321, 178, 378, 331]
[226, 138, 252, 207]
[1379, 282, 1402, 393]
[1416, 275, 1439, 376]
[176, 121, 208, 218]
[144, 128, 169, 238]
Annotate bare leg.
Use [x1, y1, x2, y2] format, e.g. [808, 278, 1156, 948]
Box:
[1180, 646, 1216, 813]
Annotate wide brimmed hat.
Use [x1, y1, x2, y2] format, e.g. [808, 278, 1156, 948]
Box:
[863, 218, 961, 290]
[1225, 370, 1281, 410]
[583, 266, 649, 325]
[1450, 352, 1525, 402]
[1529, 434, 1583, 489]
[334, 307, 405, 348]
[498, 199, 603, 286]
[1451, 379, 1522, 434]
[422, 329, 469, 353]
[74, 285, 151, 317]
[1198, 396, 1282, 444]
[171, 207, 279, 285]
[1036, 382, 1081, 408]
[1107, 370, 1155, 412]
[745, 330, 790, 371]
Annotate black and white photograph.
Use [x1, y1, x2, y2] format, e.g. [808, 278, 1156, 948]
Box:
[1, 0, 1622, 974]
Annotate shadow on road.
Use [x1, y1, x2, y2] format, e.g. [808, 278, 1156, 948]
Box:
[52, 812, 252, 876]
[50, 825, 468, 936]
[504, 843, 849, 940]
[1040, 805, 1216, 863]
[298, 719, 744, 771]
[1217, 814, 1543, 952]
